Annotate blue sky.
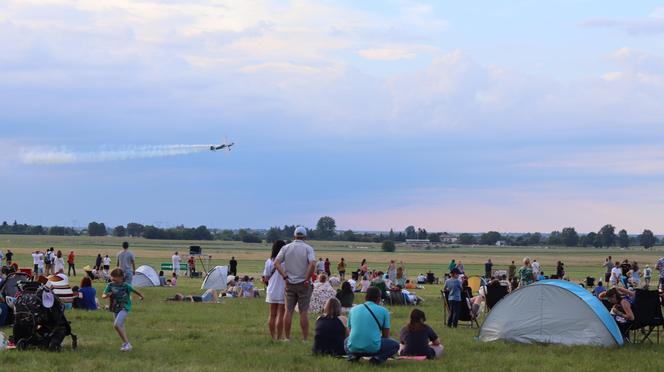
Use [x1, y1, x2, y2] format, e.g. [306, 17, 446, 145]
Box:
[2, 0, 664, 233]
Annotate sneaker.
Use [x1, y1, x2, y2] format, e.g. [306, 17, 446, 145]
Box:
[121, 343, 133, 352]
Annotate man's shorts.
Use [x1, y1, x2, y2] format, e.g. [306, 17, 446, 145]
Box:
[285, 281, 312, 313]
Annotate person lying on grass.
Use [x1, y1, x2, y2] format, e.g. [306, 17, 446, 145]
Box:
[102, 268, 144, 352]
[399, 309, 443, 360]
[166, 289, 220, 303]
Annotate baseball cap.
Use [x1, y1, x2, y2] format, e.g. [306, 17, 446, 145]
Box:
[294, 226, 307, 237]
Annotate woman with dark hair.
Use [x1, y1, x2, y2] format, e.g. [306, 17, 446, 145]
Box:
[312, 297, 347, 356]
[263, 240, 287, 340]
[399, 309, 443, 359]
[336, 281, 354, 310]
[605, 287, 634, 340]
[78, 276, 98, 310]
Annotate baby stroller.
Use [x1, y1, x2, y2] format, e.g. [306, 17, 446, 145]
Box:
[12, 281, 77, 351]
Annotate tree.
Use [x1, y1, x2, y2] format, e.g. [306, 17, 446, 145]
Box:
[458, 233, 476, 245]
[416, 228, 428, 240]
[598, 224, 616, 247]
[266, 227, 281, 243]
[381, 240, 396, 252]
[561, 227, 579, 247]
[315, 216, 337, 240]
[617, 229, 630, 249]
[88, 221, 107, 236]
[113, 225, 127, 237]
[428, 232, 441, 243]
[242, 233, 262, 243]
[479, 231, 502, 246]
[580, 232, 599, 247]
[639, 229, 657, 249]
[341, 229, 356, 242]
[547, 231, 562, 245]
[404, 226, 416, 239]
[127, 223, 144, 237]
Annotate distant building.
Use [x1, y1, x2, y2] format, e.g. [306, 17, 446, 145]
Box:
[496, 240, 507, 246]
[439, 232, 458, 244]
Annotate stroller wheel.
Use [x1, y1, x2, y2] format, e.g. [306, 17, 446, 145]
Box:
[48, 340, 62, 352]
[71, 335, 78, 350]
[16, 339, 28, 351]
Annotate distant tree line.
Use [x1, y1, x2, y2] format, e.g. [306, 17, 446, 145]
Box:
[0, 218, 660, 248]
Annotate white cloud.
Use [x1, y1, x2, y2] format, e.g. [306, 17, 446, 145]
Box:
[357, 48, 415, 61]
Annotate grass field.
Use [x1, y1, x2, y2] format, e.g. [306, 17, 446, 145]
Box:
[2, 235, 664, 371]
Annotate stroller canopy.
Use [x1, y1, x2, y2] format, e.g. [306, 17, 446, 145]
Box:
[479, 280, 623, 347]
[132, 265, 160, 287]
[0, 272, 30, 298]
[202, 266, 228, 290]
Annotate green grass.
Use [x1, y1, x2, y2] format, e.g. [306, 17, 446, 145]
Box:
[2, 235, 664, 371]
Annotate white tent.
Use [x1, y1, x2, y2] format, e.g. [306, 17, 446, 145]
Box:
[202, 266, 228, 290]
[132, 265, 160, 287]
[478, 280, 623, 347]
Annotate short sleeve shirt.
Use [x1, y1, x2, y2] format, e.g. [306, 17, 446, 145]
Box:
[400, 325, 438, 356]
[103, 282, 135, 312]
[275, 240, 315, 284]
[117, 250, 135, 274]
[518, 266, 533, 285]
[444, 278, 461, 301]
[347, 302, 390, 353]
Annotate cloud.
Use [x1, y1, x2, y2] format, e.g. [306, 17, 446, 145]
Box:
[357, 48, 416, 61]
[580, 12, 664, 36]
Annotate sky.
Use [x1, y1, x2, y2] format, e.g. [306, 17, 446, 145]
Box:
[2, 0, 664, 233]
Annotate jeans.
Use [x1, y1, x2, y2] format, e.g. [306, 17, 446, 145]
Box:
[0, 302, 9, 326]
[447, 300, 461, 327]
[344, 337, 400, 362]
[68, 263, 76, 276]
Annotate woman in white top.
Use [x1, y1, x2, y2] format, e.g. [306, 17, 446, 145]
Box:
[54, 250, 66, 274]
[610, 261, 622, 287]
[263, 240, 287, 341]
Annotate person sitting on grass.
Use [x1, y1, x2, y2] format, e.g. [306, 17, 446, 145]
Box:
[313, 297, 348, 356]
[336, 281, 355, 311]
[310, 274, 337, 314]
[399, 308, 443, 359]
[154, 271, 164, 286]
[78, 276, 98, 310]
[345, 287, 399, 365]
[102, 268, 144, 352]
[171, 273, 178, 287]
[239, 275, 255, 298]
[592, 281, 606, 297]
[359, 276, 370, 293]
[370, 271, 389, 300]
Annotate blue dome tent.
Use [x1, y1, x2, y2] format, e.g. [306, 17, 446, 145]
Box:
[478, 280, 623, 347]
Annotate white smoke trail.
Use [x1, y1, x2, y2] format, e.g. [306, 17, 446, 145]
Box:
[21, 144, 215, 165]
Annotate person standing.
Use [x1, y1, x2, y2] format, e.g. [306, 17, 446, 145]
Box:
[54, 250, 65, 274]
[610, 261, 622, 287]
[508, 261, 517, 281]
[603, 257, 613, 283]
[263, 240, 287, 341]
[656, 256, 664, 290]
[229, 256, 237, 277]
[518, 257, 535, 287]
[103, 254, 111, 272]
[644, 265, 652, 288]
[337, 258, 346, 280]
[187, 256, 195, 276]
[44, 248, 53, 275]
[117, 242, 136, 284]
[316, 258, 325, 275]
[0, 248, 3, 266]
[95, 254, 103, 271]
[171, 251, 181, 276]
[67, 250, 76, 276]
[444, 269, 462, 328]
[387, 260, 397, 283]
[31, 250, 43, 275]
[447, 259, 456, 273]
[274, 226, 316, 341]
[345, 286, 399, 364]
[324, 258, 331, 276]
[484, 259, 493, 278]
[531, 259, 541, 278]
[5, 250, 13, 267]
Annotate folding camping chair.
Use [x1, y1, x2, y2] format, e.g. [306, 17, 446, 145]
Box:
[441, 289, 479, 328]
[485, 284, 509, 312]
[629, 289, 663, 344]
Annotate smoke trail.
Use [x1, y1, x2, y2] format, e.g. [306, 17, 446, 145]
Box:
[21, 144, 215, 165]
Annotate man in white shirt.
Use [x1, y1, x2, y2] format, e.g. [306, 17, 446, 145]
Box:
[610, 261, 622, 287]
[172, 252, 181, 276]
[531, 259, 541, 277]
[32, 250, 43, 276]
[274, 226, 316, 341]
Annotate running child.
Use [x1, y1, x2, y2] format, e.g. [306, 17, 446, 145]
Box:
[102, 268, 144, 351]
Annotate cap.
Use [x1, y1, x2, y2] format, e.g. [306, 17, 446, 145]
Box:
[294, 226, 307, 237]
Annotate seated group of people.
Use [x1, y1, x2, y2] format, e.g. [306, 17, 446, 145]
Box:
[312, 287, 443, 365]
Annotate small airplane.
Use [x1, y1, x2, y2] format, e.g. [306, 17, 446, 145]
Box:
[210, 141, 235, 151]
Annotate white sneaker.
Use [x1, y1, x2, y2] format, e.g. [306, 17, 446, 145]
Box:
[121, 343, 133, 352]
